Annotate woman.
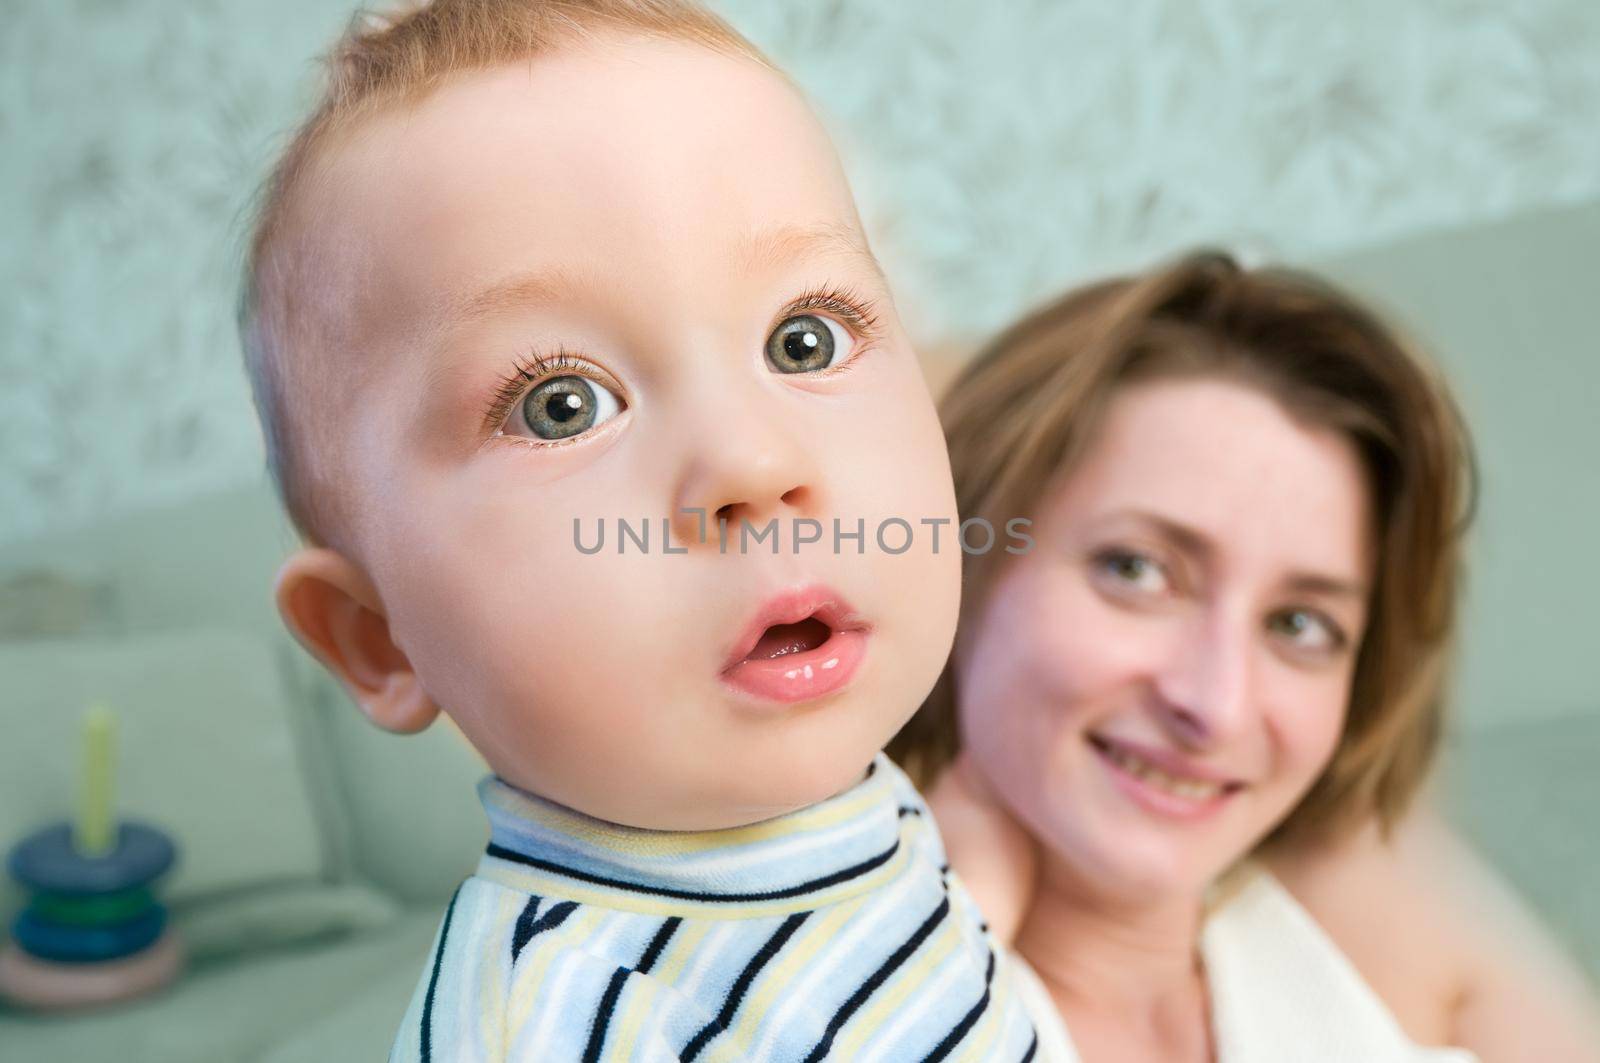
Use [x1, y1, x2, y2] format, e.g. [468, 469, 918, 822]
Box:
[890, 251, 1600, 1061]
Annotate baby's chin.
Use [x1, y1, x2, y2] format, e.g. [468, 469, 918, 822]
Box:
[471, 655, 916, 829]
[716, 749, 881, 827]
[605, 728, 888, 831]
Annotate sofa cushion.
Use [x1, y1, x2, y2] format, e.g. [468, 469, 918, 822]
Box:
[0, 908, 442, 1063]
[0, 476, 362, 885]
[310, 668, 489, 905]
[175, 881, 401, 964]
[255, 939, 431, 1063]
[0, 630, 329, 917]
[1442, 710, 1600, 978]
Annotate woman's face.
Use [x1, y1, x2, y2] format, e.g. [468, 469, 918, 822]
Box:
[955, 375, 1375, 903]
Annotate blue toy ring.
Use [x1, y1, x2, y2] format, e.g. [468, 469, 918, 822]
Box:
[11, 905, 166, 964]
[7, 822, 177, 895]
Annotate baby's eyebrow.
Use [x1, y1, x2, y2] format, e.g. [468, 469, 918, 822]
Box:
[735, 221, 886, 284]
[435, 268, 586, 336]
[429, 221, 887, 340]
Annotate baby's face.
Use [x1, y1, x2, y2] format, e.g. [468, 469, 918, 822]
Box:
[300, 35, 959, 828]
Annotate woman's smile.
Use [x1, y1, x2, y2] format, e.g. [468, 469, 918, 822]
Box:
[1086, 732, 1247, 822]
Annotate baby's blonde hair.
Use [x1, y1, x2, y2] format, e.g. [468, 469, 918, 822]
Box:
[236, 0, 771, 552]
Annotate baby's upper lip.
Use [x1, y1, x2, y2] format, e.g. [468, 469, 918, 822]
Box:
[719, 583, 870, 673]
[1088, 733, 1247, 788]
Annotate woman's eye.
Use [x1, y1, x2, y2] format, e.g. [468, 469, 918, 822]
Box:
[1266, 609, 1345, 654]
[512, 374, 624, 441]
[1094, 550, 1169, 595]
[765, 313, 854, 374]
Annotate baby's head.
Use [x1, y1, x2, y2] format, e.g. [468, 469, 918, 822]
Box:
[238, 0, 960, 829]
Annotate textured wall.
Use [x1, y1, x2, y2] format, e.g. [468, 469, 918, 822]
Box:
[3, 0, 1598, 545]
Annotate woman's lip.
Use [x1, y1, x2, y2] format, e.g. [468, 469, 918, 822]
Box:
[1086, 733, 1244, 787]
[718, 583, 870, 673]
[1087, 735, 1244, 821]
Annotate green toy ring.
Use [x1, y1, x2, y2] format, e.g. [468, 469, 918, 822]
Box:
[30, 888, 154, 927]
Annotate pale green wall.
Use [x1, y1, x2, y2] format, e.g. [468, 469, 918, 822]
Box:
[1315, 202, 1600, 731]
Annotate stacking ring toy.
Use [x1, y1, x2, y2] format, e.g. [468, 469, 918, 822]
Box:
[0, 706, 185, 1011]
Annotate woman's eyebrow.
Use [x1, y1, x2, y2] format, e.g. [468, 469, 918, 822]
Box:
[1283, 573, 1368, 601]
[1106, 508, 1212, 560]
[1100, 509, 1368, 599]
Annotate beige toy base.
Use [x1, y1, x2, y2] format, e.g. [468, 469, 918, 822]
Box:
[0, 928, 184, 1011]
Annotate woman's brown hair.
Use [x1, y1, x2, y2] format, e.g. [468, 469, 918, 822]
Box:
[888, 249, 1477, 852]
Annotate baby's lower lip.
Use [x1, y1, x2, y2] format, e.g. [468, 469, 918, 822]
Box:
[719, 628, 868, 706]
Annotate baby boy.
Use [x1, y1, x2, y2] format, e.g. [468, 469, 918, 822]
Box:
[238, 0, 1039, 1058]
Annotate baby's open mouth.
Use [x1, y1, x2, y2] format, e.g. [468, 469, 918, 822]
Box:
[719, 585, 870, 705]
[742, 617, 833, 661]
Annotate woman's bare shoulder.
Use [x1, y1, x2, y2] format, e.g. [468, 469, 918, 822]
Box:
[1265, 806, 1470, 1042]
[1265, 801, 1600, 1060]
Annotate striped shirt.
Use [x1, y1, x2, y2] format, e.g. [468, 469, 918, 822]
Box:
[388, 752, 1040, 1061]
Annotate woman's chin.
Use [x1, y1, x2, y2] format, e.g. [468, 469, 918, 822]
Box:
[1048, 828, 1222, 906]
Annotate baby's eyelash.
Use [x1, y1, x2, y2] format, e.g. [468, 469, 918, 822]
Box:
[784, 284, 884, 342]
[479, 348, 605, 439]
[478, 285, 885, 436]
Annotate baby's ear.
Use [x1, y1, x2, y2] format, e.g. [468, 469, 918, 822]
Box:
[272, 547, 440, 735]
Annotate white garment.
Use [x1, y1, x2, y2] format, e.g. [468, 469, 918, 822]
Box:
[1007, 948, 1078, 1063]
[1005, 866, 1479, 1062]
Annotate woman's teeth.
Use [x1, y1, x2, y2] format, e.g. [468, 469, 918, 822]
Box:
[1100, 743, 1226, 801]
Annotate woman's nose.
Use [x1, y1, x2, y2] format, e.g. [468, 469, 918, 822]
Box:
[667, 386, 822, 551]
[1151, 605, 1255, 748]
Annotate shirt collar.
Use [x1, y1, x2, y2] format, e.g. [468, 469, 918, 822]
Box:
[474, 752, 914, 916]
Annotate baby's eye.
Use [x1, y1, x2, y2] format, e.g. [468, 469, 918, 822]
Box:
[1265, 608, 1346, 656]
[514, 374, 624, 441]
[765, 313, 854, 374]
